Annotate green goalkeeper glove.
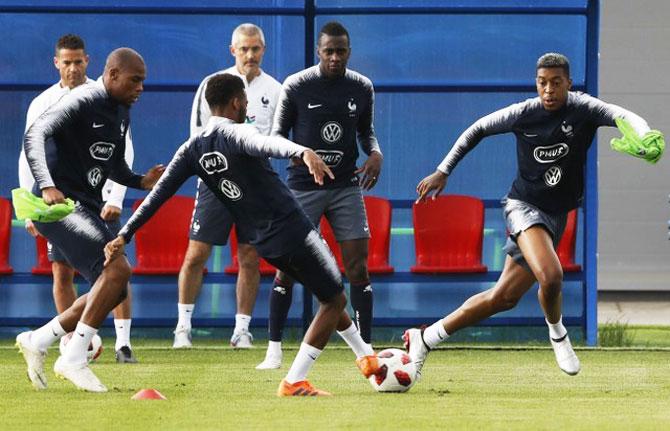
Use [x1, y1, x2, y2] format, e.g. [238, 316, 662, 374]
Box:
[11, 188, 75, 222]
[610, 117, 665, 164]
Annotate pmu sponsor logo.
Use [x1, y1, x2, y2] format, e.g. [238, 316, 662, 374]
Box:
[533, 143, 569, 164]
[199, 152, 228, 174]
[87, 166, 103, 187]
[543, 166, 562, 187]
[315, 149, 344, 167]
[321, 121, 343, 143]
[219, 178, 243, 201]
[89, 142, 115, 161]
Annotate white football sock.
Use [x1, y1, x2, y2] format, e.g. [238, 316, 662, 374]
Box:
[267, 340, 282, 356]
[177, 303, 194, 330]
[546, 316, 568, 340]
[234, 314, 251, 333]
[62, 322, 97, 366]
[423, 319, 449, 349]
[285, 343, 322, 384]
[32, 316, 66, 352]
[337, 322, 374, 358]
[114, 319, 132, 351]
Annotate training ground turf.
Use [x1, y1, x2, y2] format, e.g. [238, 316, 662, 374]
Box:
[1, 340, 669, 430]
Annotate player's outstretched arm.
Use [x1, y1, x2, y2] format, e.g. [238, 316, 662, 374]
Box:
[104, 236, 126, 267]
[355, 151, 383, 191]
[302, 149, 334, 186]
[416, 170, 448, 203]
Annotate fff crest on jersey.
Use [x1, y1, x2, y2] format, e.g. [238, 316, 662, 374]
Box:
[89, 142, 116, 161]
[544, 166, 562, 187]
[533, 143, 569, 164]
[219, 178, 243, 201]
[561, 121, 574, 138]
[321, 121, 343, 144]
[261, 96, 269, 105]
[199, 152, 229, 174]
[347, 98, 357, 112]
[315, 149, 344, 167]
[87, 166, 103, 187]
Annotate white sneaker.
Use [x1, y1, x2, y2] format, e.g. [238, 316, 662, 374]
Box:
[255, 350, 282, 370]
[230, 329, 253, 349]
[403, 328, 430, 381]
[550, 333, 581, 375]
[54, 356, 108, 392]
[16, 331, 48, 390]
[173, 327, 192, 349]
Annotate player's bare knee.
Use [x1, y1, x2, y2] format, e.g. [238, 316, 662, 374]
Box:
[107, 258, 132, 285]
[344, 257, 368, 283]
[321, 291, 347, 311]
[536, 268, 563, 297]
[490, 290, 522, 311]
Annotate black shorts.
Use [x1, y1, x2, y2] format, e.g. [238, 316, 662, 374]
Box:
[265, 230, 344, 302]
[189, 179, 251, 245]
[35, 204, 117, 284]
[48, 217, 121, 263]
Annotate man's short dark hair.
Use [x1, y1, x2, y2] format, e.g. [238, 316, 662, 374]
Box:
[56, 34, 85, 54]
[205, 73, 245, 109]
[536, 52, 570, 77]
[318, 21, 350, 46]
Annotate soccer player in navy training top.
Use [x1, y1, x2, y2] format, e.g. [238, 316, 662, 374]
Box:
[16, 48, 164, 393]
[258, 21, 382, 370]
[104, 74, 380, 396]
[405, 53, 660, 380]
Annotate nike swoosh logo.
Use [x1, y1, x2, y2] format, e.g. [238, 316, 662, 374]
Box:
[51, 328, 58, 337]
[307, 103, 322, 109]
[77, 332, 85, 337]
[92, 123, 104, 128]
[523, 133, 538, 137]
[307, 354, 318, 360]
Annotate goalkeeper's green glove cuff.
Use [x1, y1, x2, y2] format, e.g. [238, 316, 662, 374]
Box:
[11, 188, 75, 222]
[610, 117, 665, 164]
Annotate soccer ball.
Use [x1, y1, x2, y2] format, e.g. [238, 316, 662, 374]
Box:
[368, 348, 417, 393]
[59, 333, 103, 363]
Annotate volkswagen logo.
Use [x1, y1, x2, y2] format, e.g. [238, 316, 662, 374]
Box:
[87, 167, 103, 188]
[219, 178, 243, 201]
[321, 121, 343, 144]
[544, 166, 562, 187]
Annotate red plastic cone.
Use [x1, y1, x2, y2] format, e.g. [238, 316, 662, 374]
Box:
[131, 389, 167, 400]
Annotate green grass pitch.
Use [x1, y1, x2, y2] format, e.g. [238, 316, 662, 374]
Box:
[1, 340, 669, 430]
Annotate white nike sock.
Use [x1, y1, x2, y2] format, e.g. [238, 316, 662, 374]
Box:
[422, 319, 449, 349]
[62, 322, 97, 366]
[267, 340, 282, 357]
[32, 316, 66, 352]
[114, 319, 132, 351]
[546, 316, 568, 340]
[177, 303, 194, 330]
[337, 322, 374, 358]
[234, 314, 251, 333]
[285, 342, 322, 384]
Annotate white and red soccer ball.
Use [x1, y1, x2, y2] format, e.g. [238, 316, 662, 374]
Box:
[59, 333, 103, 363]
[368, 348, 417, 393]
